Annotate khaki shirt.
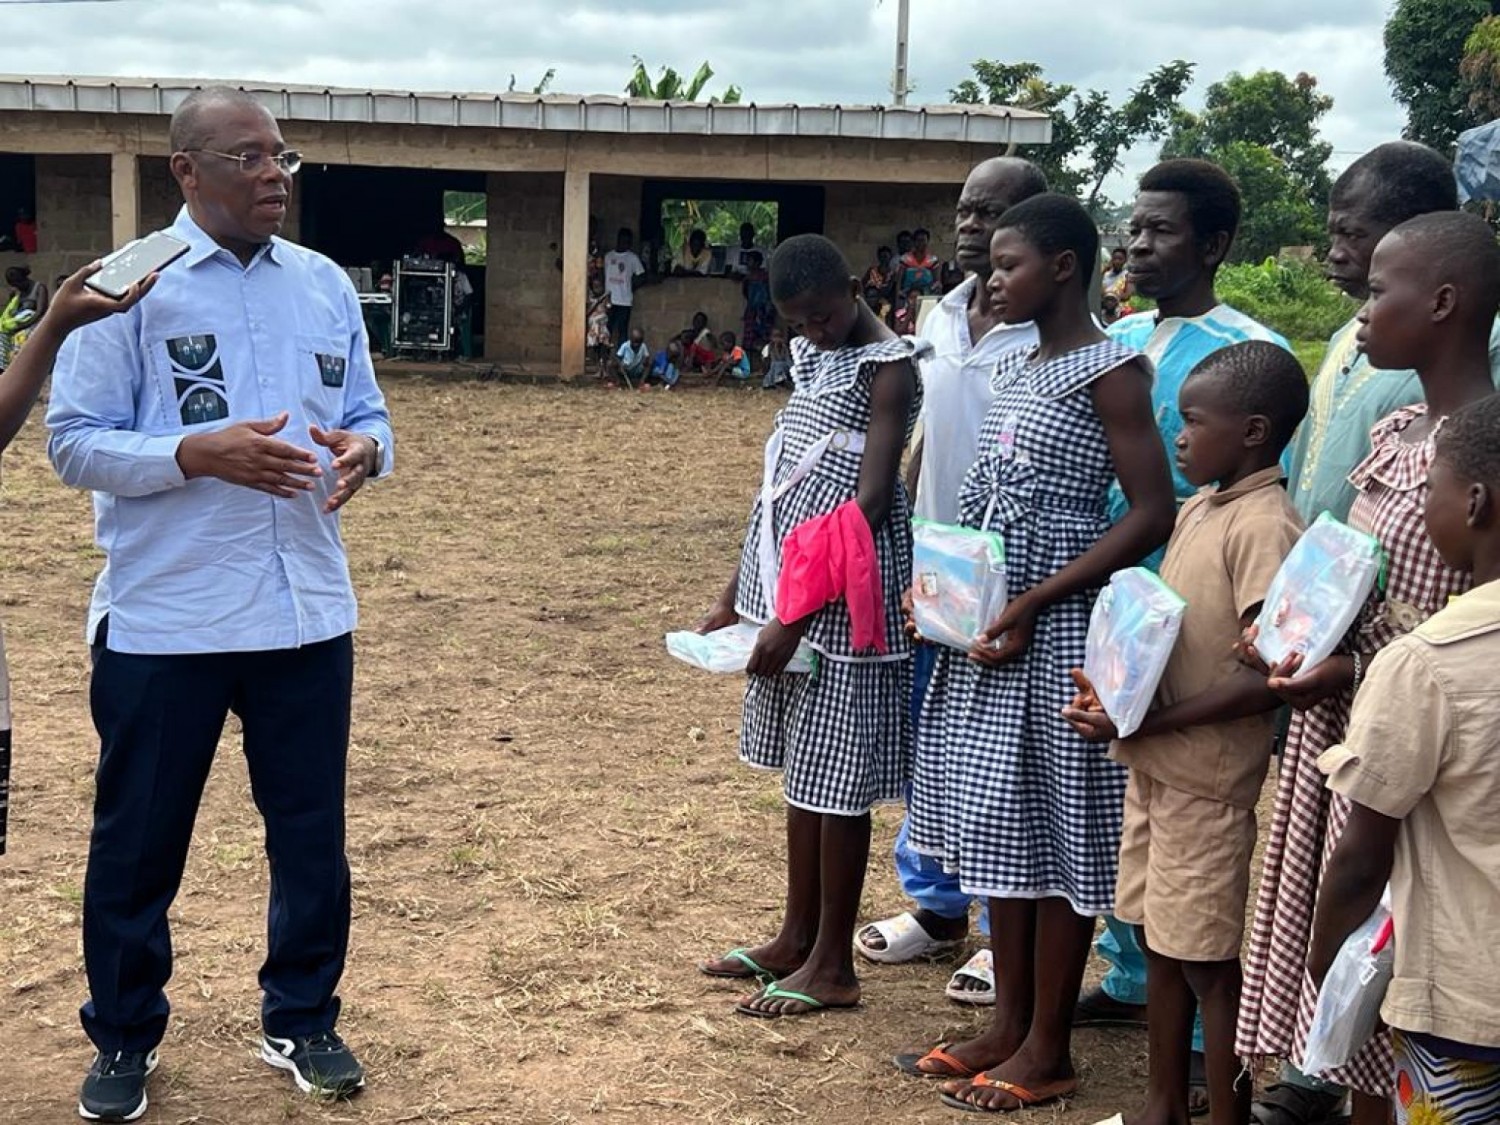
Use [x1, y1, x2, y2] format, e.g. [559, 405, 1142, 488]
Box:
[1112, 467, 1303, 808]
[1321, 578, 1500, 1048]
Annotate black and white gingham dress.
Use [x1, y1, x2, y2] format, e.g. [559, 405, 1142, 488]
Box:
[908, 339, 1139, 914]
[734, 334, 926, 816]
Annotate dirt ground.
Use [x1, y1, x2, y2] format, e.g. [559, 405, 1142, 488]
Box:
[1, 379, 1166, 1125]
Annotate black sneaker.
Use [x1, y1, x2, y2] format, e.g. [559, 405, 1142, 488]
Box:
[78, 1048, 158, 1122]
[261, 1030, 365, 1098]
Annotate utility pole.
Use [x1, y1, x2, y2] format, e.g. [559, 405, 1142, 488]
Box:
[893, 0, 910, 106]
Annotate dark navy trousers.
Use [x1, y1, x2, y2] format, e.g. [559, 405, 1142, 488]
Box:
[80, 622, 354, 1052]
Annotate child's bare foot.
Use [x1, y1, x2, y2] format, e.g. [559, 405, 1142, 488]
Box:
[699, 938, 807, 982]
[909, 1016, 1026, 1078]
[734, 962, 860, 1017]
[940, 1040, 1078, 1112]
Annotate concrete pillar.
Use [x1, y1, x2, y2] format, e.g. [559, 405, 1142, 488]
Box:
[109, 151, 139, 248]
[560, 164, 590, 379]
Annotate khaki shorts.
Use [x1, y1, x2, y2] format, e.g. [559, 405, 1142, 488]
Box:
[1114, 769, 1256, 962]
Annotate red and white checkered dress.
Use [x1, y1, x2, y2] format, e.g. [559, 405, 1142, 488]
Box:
[1237, 404, 1473, 1097]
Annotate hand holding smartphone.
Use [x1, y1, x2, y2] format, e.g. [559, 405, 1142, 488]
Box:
[84, 231, 190, 299]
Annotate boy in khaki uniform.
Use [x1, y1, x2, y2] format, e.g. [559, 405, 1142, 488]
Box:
[1310, 394, 1500, 1125]
[1064, 340, 1309, 1125]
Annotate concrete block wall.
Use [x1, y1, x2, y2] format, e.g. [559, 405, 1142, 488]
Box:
[9, 154, 113, 283]
[590, 174, 643, 248]
[823, 182, 961, 278]
[628, 276, 747, 354]
[485, 170, 564, 367]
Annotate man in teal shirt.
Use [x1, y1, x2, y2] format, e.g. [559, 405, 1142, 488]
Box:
[1289, 141, 1500, 526]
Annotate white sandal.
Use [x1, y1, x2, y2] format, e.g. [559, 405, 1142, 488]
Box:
[945, 948, 995, 1005]
[854, 912, 964, 964]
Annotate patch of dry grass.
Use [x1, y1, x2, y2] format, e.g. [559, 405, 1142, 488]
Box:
[0, 379, 1155, 1124]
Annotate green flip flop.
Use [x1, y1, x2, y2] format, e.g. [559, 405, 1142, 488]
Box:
[734, 981, 860, 1019]
[700, 947, 778, 983]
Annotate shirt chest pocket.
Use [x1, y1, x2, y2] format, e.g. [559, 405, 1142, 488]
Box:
[147, 332, 232, 432]
[297, 332, 348, 427]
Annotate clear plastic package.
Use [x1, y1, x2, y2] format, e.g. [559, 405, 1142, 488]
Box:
[665, 621, 816, 675]
[1254, 512, 1383, 676]
[910, 519, 1008, 651]
[1301, 892, 1394, 1075]
[1082, 567, 1187, 738]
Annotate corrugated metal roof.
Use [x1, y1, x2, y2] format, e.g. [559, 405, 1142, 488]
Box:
[0, 74, 1053, 146]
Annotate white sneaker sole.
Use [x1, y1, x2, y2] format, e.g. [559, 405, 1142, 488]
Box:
[78, 1051, 158, 1122]
[260, 1040, 365, 1098]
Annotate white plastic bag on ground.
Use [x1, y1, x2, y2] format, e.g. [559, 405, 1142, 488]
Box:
[1254, 512, 1383, 675]
[1082, 567, 1186, 739]
[665, 622, 815, 675]
[910, 519, 1008, 651]
[1301, 892, 1394, 1076]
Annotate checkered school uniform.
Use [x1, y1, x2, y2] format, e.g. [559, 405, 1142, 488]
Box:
[1238, 405, 1473, 1096]
[735, 334, 926, 816]
[908, 339, 1140, 915]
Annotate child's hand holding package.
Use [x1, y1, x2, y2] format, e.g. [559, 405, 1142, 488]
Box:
[1059, 668, 1119, 743]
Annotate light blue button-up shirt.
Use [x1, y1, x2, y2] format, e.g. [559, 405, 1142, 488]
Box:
[46, 207, 395, 656]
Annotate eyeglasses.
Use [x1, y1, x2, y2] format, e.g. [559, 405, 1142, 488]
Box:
[187, 149, 303, 175]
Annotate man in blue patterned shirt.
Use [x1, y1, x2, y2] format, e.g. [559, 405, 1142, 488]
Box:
[47, 87, 392, 1121]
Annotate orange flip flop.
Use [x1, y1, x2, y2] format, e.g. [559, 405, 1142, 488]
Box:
[893, 1044, 980, 1079]
[940, 1073, 1079, 1113]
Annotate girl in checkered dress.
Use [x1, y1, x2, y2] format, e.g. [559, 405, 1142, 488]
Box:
[904, 195, 1176, 1112]
[1238, 215, 1498, 1123]
[696, 235, 925, 1018]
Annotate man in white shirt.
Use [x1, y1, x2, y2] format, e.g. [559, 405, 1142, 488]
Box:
[855, 157, 1046, 1001]
[603, 227, 646, 345]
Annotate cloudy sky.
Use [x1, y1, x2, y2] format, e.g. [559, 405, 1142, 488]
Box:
[14, 0, 1403, 190]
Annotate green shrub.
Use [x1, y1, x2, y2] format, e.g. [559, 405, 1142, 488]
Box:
[1291, 339, 1329, 378]
[1215, 258, 1356, 342]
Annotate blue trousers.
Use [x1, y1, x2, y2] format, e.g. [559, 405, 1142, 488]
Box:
[80, 623, 354, 1051]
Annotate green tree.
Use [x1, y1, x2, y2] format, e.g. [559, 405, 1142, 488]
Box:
[1461, 16, 1500, 121]
[1385, 0, 1496, 148]
[659, 199, 777, 261]
[625, 59, 742, 104]
[1164, 71, 1334, 203]
[950, 59, 1194, 213]
[1211, 142, 1323, 263]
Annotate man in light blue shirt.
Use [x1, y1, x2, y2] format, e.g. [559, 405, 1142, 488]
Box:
[47, 87, 391, 1121]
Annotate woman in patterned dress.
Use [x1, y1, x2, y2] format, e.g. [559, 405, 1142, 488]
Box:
[1237, 214, 1499, 1125]
[905, 194, 1176, 1112]
[696, 235, 926, 1017]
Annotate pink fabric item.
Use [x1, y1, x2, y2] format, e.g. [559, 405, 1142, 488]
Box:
[774, 500, 887, 653]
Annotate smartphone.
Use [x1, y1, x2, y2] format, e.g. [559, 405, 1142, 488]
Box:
[85, 231, 190, 299]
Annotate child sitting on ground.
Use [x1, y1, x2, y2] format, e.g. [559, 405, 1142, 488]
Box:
[1309, 393, 1500, 1125]
[614, 327, 650, 387]
[643, 339, 682, 390]
[1063, 340, 1310, 1125]
[761, 326, 792, 390]
[710, 331, 752, 385]
[683, 312, 716, 371]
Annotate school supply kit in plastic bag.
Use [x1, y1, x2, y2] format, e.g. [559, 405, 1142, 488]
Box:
[665, 621, 816, 675]
[1082, 567, 1187, 738]
[910, 520, 1008, 650]
[1301, 890, 1394, 1075]
[1254, 512, 1383, 675]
